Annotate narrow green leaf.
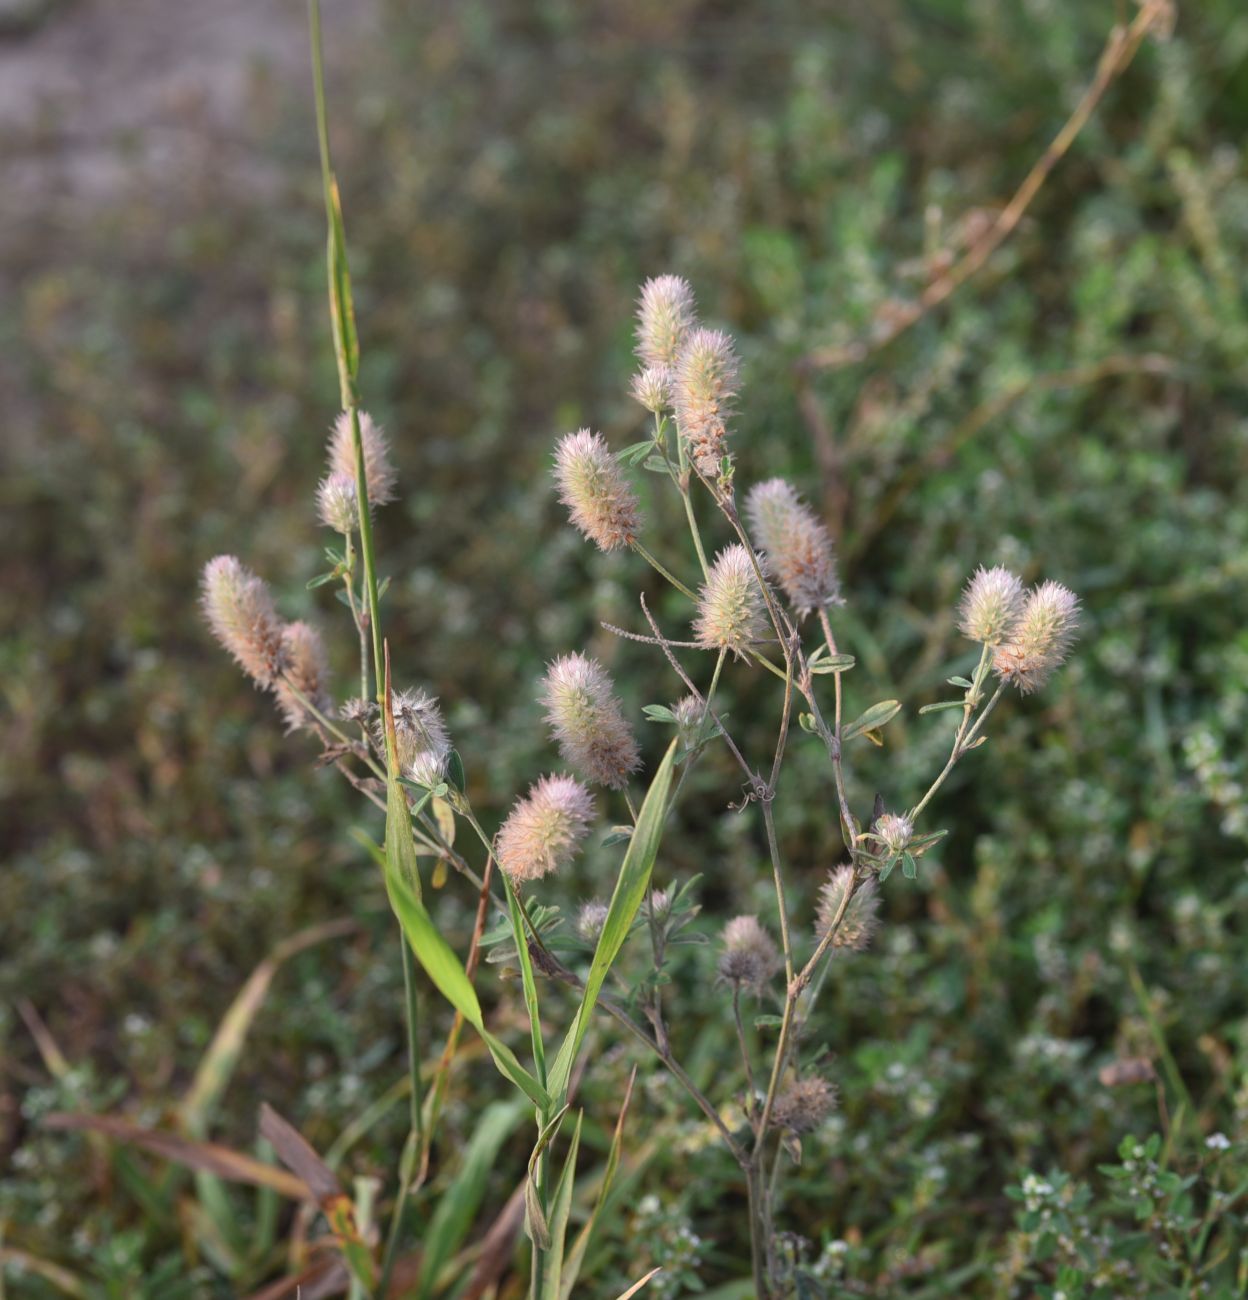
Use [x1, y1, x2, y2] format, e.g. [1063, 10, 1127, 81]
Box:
[918, 699, 964, 715]
[524, 1105, 570, 1250]
[546, 741, 678, 1105]
[504, 873, 547, 1092]
[616, 440, 655, 464]
[559, 1068, 636, 1300]
[415, 1100, 525, 1299]
[946, 675, 974, 689]
[642, 704, 677, 723]
[843, 699, 902, 741]
[539, 1112, 583, 1300]
[383, 862, 551, 1110]
[809, 654, 856, 674]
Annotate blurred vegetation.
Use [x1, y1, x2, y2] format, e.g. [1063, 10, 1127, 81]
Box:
[3, 0, 1248, 1295]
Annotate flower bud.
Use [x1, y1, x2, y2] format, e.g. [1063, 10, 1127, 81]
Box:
[693, 545, 767, 658]
[815, 866, 879, 953]
[376, 688, 451, 787]
[771, 1076, 837, 1134]
[957, 566, 1025, 646]
[541, 653, 641, 791]
[646, 887, 673, 924]
[496, 774, 596, 883]
[874, 813, 913, 857]
[200, 555, 286, 687]
[745, 478, 842, 617]
[553, 429, 643, 553]
[717, 915, 780, 995]
[327, 410, 397, 508]
[993, 580, 1081, 694]
[630, 365, 673, 414]
[274, 621, 332, 733]
[576, 899, 609, 943]
[636, 275, 696, 369]
[674, 327, 739, 476]
[316, 471, 361, 534]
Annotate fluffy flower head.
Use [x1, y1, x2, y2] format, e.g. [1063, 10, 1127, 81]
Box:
[674, 327, 739, 476]
[958, 566, 1025, 646]
[576, 899, 609, 943]
[200, 555, 286, 687]
[540, 653, 641, 790]
[317, 471, 360, 534]
[694, 545, 767, 657]
[554, 429, 642, 552]
[327, 410, 397, 508]
[376, 688, 452, 787]
[636, 275, 696, 369]
[717, 914, 780, 995]
[746, 478, 842, 616]
[771, 1076, 837, 1134]
[815, 866, 879, 953]
[993, 581, 1081, 694]
[496, 774, 596, 883]
[630, 365, 673, 414]
[874, 813, 913, 857]
[274, 621, 332, 733]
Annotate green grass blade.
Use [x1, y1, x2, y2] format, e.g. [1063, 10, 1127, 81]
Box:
[559, 1067, 636, 1300]
[415, 1099, 526, 1299]
[547, 741, 677, 1105]
[504, 872, 547, 1091]
[539, 1112, 583, 1300]
[383, 858, 551, 1110]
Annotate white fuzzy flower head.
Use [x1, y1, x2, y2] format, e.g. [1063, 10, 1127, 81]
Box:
[717, 914, 780, 995]
[815, 866, 880, 953]
[274, 621, 332, 733]
[693, 544, 767, 658]
[316, 471, 361, 534]
[873, 811, 909, 863]
[636, 275, 696, 369]
[376, 688, 451, 787]
[540, 653, 641, 790]
[496, 774, 596, 883]
[745, 478, 842, 617]
[958, 566, 1025, 646]
[200, 555, 287, 688]
[630, 365, 673, 414]
[327, 410, 397, 508]
[993, 581, 1081, 694]
[674, 327, 740, 476]
[874, 813, 913, 857]
[576, 899, 610, 943]
[553, 429, 643, 553]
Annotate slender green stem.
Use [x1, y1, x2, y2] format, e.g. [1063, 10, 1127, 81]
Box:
[280, 673, 384, 778]
[343, 532, 369, 702]
[817, 608, 857, 856]
[634, 541, 698, 600]
[908, 648, 1002, 824]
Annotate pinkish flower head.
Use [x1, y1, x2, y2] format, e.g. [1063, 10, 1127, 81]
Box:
[200, 555, 286, 687]
[553, 429, 643, 553]
[958, 566, 1026, 646]
[693, 544, 767, 658]
[993, 580, 1081, 694]
[746, 478, 842, 617]
[540, 653, 641, 790]
[636, 275, 696, 369]
[496, 774, 596, 883]
[674, 327, 739, 477]
[327, 410, 397, 509]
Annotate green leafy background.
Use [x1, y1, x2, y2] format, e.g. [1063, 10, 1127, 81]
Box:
[3, 0, 1246, 1294]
